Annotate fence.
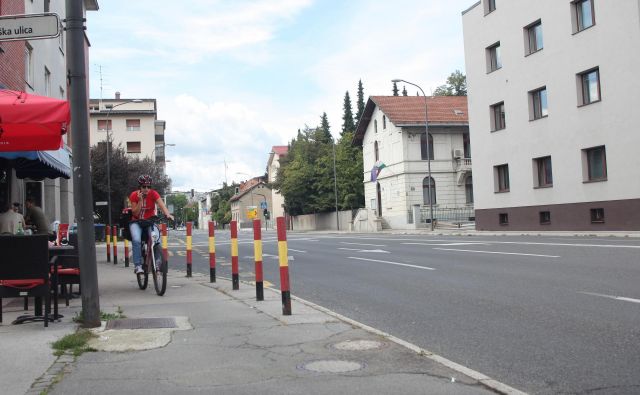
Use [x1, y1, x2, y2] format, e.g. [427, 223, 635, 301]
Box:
[418, 205, 475, 228]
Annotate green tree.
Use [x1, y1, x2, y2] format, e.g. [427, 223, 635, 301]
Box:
[356, 79, 365, 122]
[341, 91, 355, 136]
[209, 182, 237, 227]
[433, 70, 467, 96]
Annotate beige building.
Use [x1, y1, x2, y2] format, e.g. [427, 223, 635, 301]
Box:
[463, 0, 640, 230]
[266, 145, 288, 219]
[88, 93, 167, 167]
[230, 178, 272, 229]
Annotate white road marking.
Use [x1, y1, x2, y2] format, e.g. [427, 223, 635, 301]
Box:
[403, 242, 488, 246]
[340, 242, 386, 247]
[348, 257, 435, 271]
[433, 248, 560, 258]
[579, 292, 640, 304]
[338, 248, 390, 253]
[288, 248, 306, 253]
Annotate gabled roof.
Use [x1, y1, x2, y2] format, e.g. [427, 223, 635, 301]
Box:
[271, 145, 288, 156]
[353, 95, 468, 146]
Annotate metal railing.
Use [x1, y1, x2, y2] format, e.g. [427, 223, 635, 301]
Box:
[419, 205, 475, 227]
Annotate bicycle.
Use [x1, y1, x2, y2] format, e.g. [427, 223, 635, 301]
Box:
[132, 216, 167, 296]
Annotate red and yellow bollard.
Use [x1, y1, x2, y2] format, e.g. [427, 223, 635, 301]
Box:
[124, 238, 130, 267]
[112, 225, 118, 265]
[186, 222, 192, 277]
[230, 220, 239, 290]
[253, 219, 264, 301]
[208, 221, 216, 283]
[106, 225, 111, 262]
[161, 223, 168, 268]
[277, 216, 291, 315]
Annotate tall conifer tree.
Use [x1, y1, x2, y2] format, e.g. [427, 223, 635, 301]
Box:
[341, 91, 355, 136]
[356, 79, 365, 122]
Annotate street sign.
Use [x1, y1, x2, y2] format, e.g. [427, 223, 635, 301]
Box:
[95, 201, 108, 206]
[247, 206, 258, 220]
[260, 201, 268, 210]
[0, 13, 60, 42]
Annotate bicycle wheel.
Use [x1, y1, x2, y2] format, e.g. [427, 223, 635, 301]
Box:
[151, 244, 167, 296]
[136, 243, 149, 290]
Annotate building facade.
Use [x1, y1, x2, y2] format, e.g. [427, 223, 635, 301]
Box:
[230, 178, 272, 229]
[0, 0, 99, 226]
[88, 93, 167, 166]
[266, 145, 288, 219]
[463, 0, 640, 230]
[353, 96, 471, 230]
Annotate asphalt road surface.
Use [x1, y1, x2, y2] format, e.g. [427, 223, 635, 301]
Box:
[164, 229, 640, 395]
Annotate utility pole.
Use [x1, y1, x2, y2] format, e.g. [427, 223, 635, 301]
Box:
[66, 0, 100, 327]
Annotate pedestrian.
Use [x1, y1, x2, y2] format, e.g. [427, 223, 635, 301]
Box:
[0, 201, 26, 234]
[25, 197, 50, 235]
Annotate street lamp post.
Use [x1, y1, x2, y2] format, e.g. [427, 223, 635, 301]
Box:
[391, 79, 434, 230]
[104, 99, 142, 227]
[332, 140, 339, 231]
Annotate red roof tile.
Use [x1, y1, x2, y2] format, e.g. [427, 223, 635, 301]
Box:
[371, 95, 468, 125]
[271, 145, 288, 155]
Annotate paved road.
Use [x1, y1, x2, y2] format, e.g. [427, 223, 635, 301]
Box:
[165, 229, 640, 395]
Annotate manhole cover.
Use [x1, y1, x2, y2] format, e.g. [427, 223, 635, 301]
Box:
[330, 339, 386, 351]
[298, 360, 366, 373]
[105, 318, 177, 330]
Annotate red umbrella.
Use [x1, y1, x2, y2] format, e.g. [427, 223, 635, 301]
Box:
[0, 89, 70, 152]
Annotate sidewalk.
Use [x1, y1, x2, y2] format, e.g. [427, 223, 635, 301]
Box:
[2, 251, 525, 395]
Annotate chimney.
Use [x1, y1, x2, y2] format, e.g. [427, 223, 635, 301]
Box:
[115, 91, 121, 100]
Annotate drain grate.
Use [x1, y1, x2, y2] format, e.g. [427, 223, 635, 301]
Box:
[105, 317, 177, 330]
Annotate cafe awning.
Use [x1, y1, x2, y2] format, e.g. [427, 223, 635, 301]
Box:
[0, 89, 70, 152]
[0, 147, 72, 179]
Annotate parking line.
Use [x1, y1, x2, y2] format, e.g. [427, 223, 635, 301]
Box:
[348, 257, 435, 271]
[433, 248, 560, 258]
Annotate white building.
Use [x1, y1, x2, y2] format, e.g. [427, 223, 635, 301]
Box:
[353, 96, 471, 230]
[266, 145, 288, 219]
[463, 0, 640, 230]
[88, 93, 167, 166]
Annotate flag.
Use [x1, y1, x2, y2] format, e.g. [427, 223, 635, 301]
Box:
[370, 161, 387, 182]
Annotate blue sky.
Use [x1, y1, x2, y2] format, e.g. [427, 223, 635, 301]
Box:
[88, 0, 474, 191]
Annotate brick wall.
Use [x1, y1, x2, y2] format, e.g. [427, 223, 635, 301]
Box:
[0, 1, 26, 90]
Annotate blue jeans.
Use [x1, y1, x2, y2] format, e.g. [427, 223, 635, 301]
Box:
[129, 222, 160, 267]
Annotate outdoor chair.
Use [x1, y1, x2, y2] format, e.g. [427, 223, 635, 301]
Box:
[0, 235, 55, 327]
[55, 254, 80, 306]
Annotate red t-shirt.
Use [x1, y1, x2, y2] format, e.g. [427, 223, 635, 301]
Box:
[129, 189, 161, 220]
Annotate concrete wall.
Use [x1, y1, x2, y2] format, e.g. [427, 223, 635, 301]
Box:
[463, 0, 640, 230]
[290, 210, 354, 231]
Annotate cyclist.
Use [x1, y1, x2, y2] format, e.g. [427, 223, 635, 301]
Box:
[129, 174, 174, 274]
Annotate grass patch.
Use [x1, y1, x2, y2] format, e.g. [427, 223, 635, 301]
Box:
[52, 330, 97, 356]
[73, 306, 125, 323]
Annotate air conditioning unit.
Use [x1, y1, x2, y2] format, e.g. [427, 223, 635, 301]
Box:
[453, 149, 463, 159]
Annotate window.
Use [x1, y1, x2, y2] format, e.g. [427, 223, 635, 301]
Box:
[525, 20, 543, 55]
[583, 145, 607, 181]
[572, 0, 595, 33]
[490, 102, 506, 131]
[484, 0, 496, 14]
[374, 141, 379, 161]
[463, 133, 471, 158]
[499, 213, 509, 225]
[540, 211, 551, 224]
[422, 177, 436, 205]
[420, 133, 434, 160]
[97, 120, 112, 131]
[44, 67, 51, 97]
[126, 119, 141, 131]
[44, 0, 50, 12]
[25, 44, 33, 87]
[534, 156, 553, 187]
[465, 176, 474, 204]
[374, 119, 378, 133]
[486, 42, 502, 72]
[495, 164, 510, 192]
[530, 87, 548, 120]
[590, 208, 604, 223]
[383, 115, 386, 129]
[126, 141, 141, 153]
[578, 68, 600, 105]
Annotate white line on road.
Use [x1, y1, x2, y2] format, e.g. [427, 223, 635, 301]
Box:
[433, 248, 560, 258]
[347, 257, 435, 270]
[340, 242, 386, 247]
[288, 248, 306, 253]
[338, 247, 390, 253]
[579, 292, 640, 304]
[403, 242, 488, 246]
